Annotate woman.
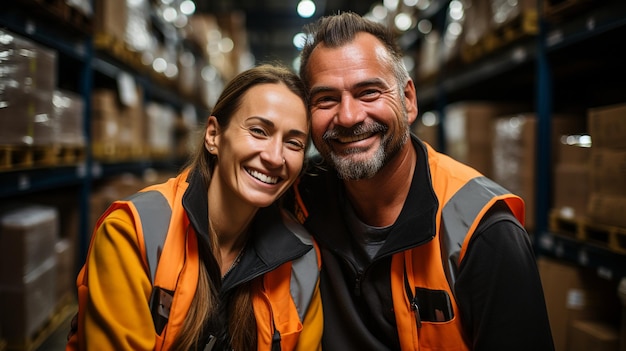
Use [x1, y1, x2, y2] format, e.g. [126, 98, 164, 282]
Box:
[66, 64, 322, 350]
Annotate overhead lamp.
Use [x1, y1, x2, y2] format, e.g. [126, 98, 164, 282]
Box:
[394, 13, 413, 31]
[293, 32, 307, 50]
[180, 0, 196, 16]
[297, 0, 316, 18]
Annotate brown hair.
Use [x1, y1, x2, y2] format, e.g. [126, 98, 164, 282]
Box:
[171, 63, 309, 351]
[299, 11, 409, 90]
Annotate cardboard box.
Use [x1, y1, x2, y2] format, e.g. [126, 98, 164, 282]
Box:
[94, 0, 127, 42]
[588, 193, 626, 229]
[444, 102, 526, 178]
[557, 136, 591, 165]
[0, 256, 57, 343]
[590, 148, 626, 196]
[0, 205, 59, 285]
[553, 163, 590, 219]
[493, 114, 585, 230]
[0, 88, 55, 146]
[53, 89, 86, 146]
[588, 103, 626, 149]
[538, 257, 620, 351]
[55, 238, 75, 304]
[0, 29, 57, 93]
[568, 320, 619, 351]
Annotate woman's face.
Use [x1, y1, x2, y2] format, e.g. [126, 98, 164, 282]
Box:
[207, 83, 309, 209]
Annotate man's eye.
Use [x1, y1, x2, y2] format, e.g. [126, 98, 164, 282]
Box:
[313, 96, 337, 108]
[361, 89, 381, 100]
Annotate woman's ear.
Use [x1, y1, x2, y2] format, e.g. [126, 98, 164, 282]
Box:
[205, 116, 220, 153]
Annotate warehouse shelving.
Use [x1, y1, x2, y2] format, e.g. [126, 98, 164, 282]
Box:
[414, 0, 626, 281]
[2, 0, 625, 283]
[0, 2, 198, 265]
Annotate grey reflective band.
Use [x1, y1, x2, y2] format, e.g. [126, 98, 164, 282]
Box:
[441, 177, 510, 284]
[126, 191, 172, 283]
[281, 209, 319, 322]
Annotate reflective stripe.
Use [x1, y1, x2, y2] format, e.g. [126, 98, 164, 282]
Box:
[126, 192, 317, 326]
[281, 209, 319, 322]
[126, 191, 172, 283]
[440, 176, 511, 285]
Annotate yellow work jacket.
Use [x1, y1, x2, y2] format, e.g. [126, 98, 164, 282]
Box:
[67, 169, 322, 350]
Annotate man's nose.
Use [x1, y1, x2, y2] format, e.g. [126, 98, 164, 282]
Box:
[335, 94, 364, 127]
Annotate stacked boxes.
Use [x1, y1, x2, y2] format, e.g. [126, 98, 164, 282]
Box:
[0, 29, 57, 146]
[53, 90, 86, 147]
[492, 114, 584, 231]
[0, 30, 86, 150]
[538, 257, 620, 351]
[587, 103, 626, 228]
[552, 135, 592, 219]
[0, 205, 59, 344]
[443, 101, 525, 179]
[91, 87, 146, 160]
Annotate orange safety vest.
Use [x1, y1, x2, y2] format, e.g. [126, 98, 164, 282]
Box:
[293, 142, 524, 350]
[68, 170, 321, 350]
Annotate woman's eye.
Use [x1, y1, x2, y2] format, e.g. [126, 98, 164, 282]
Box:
[287, 139, 305, 150]
[250, 127, 267, 136]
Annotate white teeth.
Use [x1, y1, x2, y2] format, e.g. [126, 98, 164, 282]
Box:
[337, 133, 372, 143]
[247, 169, 279, 184]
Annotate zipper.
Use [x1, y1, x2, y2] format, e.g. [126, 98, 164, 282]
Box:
[404, 266, 422, 329]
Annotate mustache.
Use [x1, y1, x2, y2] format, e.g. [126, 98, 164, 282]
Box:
[322, 121, 387, 141]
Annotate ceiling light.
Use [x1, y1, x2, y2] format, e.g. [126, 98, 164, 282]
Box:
[297, 0, 316, 18]
[394, 13, 413, 31]
[293, 32, 307, 50]
[179, 0, 196, 16]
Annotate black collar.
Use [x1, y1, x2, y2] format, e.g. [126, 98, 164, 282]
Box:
[181, 169, 313, 291]
[298, 135, 438, 259]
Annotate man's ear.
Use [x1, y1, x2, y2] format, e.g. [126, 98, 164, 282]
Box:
[205, 116, 220, 153]
[404, 79, 418, 125]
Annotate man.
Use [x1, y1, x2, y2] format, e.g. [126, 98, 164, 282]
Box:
[287, 12, 554, 350]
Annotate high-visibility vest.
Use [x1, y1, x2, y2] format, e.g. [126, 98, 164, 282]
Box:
[68, 170, 321, 350]
[292, 142, 524, 350]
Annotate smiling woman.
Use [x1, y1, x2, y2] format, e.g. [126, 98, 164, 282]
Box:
[206, 82, 309, 209]
[66, 64, 322, 351]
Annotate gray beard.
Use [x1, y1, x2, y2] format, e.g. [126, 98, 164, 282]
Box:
[331, 131, 409, 180]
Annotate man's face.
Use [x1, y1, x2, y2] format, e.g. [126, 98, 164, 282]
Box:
[306, 33, 417, 180]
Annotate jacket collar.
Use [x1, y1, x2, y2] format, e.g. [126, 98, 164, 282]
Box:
[182, 169, 312, 291]
[300, 135, 438, 259]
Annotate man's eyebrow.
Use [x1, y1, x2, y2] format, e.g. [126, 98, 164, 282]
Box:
[309, 78, 388, 97]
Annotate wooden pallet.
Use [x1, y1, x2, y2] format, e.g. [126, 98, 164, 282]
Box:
[461, 10, 538, 64]
[92, 142, 146, 162]
[94, 33, 145, 72]
[0, 144, 86, 171]
[5, 295, 77, 351]
[549, 210, 626, 255]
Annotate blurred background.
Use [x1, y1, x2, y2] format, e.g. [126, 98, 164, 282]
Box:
[1, 1, 626, 350]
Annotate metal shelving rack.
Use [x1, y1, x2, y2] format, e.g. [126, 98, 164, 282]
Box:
[413, 0, 626, 281]
[0, 2, 198, 263]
